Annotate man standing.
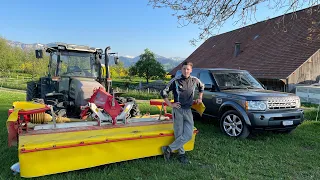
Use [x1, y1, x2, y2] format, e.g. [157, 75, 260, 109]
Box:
[160, 61, 204, 164]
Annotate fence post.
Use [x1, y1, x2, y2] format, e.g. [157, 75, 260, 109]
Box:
[147, 88, 149, 94]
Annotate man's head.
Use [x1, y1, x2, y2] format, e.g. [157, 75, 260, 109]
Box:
[181, 61, 193, 78]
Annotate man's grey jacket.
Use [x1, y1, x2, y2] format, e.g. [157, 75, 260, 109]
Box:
[160, 75, 204, 109]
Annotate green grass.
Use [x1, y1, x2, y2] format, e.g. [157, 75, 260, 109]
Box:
[302, 103, 320, 121]
[0, 90, 320, 179]
[302, 102, 320, 109]
[0, 71, 39, 90]
[119, 90, 164, 100]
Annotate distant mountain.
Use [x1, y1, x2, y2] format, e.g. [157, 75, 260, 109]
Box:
[7, 40, 45, 50]
[6, 40, 185, 71]
[117, 54, 184, 71]
[169, 57, 185, 61]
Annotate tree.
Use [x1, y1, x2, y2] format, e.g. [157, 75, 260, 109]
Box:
[23, 50, 49, 79]
[148, 0, 319, 45]
[110, 61, 128, 78]
[0, 37, 49, 76]
[128, 65, 138, 80]
[0, 37, 17, 71]
[131, 49, 166, 83]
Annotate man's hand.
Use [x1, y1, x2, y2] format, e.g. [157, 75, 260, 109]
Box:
[171, 102, 181, 109]
[164, 98, 181, 109]
[195, 98, 202, 104]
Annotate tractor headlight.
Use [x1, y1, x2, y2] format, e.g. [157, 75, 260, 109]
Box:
[246, 101, 267, 111]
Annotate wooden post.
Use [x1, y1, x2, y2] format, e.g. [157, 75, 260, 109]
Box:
[285, 78, 289, 93]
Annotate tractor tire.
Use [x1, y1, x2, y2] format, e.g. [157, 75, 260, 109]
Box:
[126, 97, 141, 117]
[26, 81, 37, 101]
[115, 97, 127, 105]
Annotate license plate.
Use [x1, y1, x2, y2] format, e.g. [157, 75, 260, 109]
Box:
[282, 120, 293, 126]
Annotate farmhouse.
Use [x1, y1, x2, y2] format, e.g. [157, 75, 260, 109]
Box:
[170, 5, 320, 92]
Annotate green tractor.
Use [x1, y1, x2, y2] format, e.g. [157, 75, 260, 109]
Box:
[28, 43, 140, 118]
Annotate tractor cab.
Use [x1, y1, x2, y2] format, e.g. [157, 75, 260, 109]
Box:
[39, 43, 105, 79]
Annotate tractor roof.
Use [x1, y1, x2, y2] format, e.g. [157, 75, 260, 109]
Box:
[46, 43, 102, 53]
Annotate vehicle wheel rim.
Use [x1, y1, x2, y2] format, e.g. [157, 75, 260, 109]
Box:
[223, 114, 243, 136]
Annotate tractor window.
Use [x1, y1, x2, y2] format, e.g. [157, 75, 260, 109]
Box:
[54, 51, 99, 78]
[50, 54, 58, 76]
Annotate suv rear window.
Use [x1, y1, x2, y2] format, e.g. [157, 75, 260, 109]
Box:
[199, 71, 213, 85]
[175, 70, 182, 78]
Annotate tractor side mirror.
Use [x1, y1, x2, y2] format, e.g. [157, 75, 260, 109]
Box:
[35, 49, 43, 59]
[114, 56, 120, 65]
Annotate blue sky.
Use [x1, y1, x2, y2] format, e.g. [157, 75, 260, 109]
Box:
[0, 0, 311, 58]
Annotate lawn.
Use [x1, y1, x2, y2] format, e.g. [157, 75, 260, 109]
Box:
[0, 90, 319, 179]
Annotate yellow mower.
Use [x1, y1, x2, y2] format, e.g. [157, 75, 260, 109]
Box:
[7, 95, 200, 178]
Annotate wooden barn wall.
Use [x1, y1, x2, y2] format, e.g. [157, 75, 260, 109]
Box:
[288, 49, 320, 92]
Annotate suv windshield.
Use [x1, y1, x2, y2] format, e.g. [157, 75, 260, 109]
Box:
[212, 71, 263, 90]
[51, 51, 99, 78]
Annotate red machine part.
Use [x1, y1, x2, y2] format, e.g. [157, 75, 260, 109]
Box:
[80, 87, 122, 125]
[149, 100, 173, 119]
[7, 106, 50, 147]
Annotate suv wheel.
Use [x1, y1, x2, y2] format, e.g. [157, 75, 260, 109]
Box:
[220, 110, 250, 138]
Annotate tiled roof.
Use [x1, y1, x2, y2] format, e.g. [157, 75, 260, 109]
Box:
[170, 5, 320, 79]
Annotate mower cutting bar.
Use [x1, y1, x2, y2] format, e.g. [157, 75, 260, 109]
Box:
[33, 121, 108, 130]
[33, 117, 167, 131]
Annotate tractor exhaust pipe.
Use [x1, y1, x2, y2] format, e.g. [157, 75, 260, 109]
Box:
[105, 46, 111, 93]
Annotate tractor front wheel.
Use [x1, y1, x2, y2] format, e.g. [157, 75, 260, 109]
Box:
[126, 97, 141, 117]
[115, 97, 141, 118]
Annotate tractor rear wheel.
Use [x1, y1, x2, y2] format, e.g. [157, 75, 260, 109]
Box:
[26, 81, 37, 101]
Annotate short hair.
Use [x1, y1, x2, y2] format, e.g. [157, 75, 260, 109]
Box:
[182, 61, 193, 67]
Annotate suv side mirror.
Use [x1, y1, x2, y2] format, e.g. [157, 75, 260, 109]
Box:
[35, 49, 43, 59]
[204, 84, 216, 91]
